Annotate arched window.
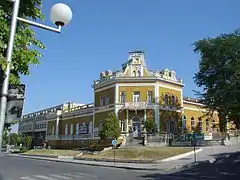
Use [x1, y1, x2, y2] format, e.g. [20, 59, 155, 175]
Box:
[133, 71, 136, 77]
[172, 95, 176, 106]
[206, 119, 209, 132]
[137, 70, 141, 77]
[164, 94, 169, 105]
[191, 117, 195, 131]
[198, 118, 202, 132]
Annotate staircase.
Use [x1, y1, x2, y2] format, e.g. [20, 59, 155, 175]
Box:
[124, 134, 144, 148]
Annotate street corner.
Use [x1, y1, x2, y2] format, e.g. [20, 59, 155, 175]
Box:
[159, 148, 203, 162]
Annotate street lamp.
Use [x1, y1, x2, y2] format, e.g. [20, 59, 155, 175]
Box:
[0, 0, 72, 151]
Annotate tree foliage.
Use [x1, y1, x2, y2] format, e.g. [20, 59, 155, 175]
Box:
[99, 113, 121, 140]
[0, 0, 45, 85]
[194, 29, 240, 129]
[144, 119, 156, 134]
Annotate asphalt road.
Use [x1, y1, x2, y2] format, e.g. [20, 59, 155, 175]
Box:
[0, 153, 185, 180]
[0, 149, 240, 180]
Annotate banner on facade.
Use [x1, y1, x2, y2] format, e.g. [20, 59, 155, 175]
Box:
[5, 84, 25, 124]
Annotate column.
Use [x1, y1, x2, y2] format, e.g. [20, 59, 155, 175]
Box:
[55, 110, 62, 137]
[126, 109, 129, 133]
[155, 105, 160, 132]
[144, 109, 147, 122]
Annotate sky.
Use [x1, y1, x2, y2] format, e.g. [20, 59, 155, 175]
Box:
[11, 0, 239, 132]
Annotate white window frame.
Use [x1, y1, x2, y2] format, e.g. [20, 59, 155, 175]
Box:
[100, 96, 104, 106]
[76, 123, 79, 135]
[70, 124, 73, 135]
[105, 94, 109, 105]
[52, 126, 55, 135]
[147, 91, 153, 103]
[133, 91, 140, 102]
[65, 124, 68, 135]
[120, 92, 126, 103]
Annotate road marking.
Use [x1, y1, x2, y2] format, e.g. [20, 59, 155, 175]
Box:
[35, 175, 56, 180]
[184, 172, 198, 175]
[219, 172, 236, 176]
[64, 173, 85, 178]
[201, 175, 217, 179]
[50, 174, 72, 179]
[20, 177, 36, 180]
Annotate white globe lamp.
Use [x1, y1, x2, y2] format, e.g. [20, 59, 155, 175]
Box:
[50, 3, 72, 26]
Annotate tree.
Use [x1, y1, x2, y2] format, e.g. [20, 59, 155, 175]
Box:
[0, 0, 45, 85]
[144, 119, 156, 134]
[99, 112, 121, 140]
[193, 29, 240, 130]
[1, 0, 45, 130]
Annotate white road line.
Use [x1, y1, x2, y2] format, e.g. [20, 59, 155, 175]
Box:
[219, 172, 236, 176]
[184, 172, 198, 175]
[35, 175, 56, 180]
[20, 177, 37, 180]
[64, 174, 85, 178]
[75, 172, 97, 178]
[50, 174, 72, 180]
[201, 175, 217, 179]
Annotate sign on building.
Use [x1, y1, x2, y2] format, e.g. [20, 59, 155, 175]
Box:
[5, 84, 25, 123]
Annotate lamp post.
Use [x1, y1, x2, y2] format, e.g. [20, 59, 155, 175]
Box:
[0, 0, 72, 152]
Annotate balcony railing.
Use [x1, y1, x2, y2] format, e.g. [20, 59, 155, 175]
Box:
[46, 134, 100, 141]
[119, 102, 158, 110]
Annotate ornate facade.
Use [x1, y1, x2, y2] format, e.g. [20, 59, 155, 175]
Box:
[45, 50, 220, 148]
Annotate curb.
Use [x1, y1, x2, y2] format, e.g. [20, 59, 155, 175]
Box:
[6, 154, 159, 170]
[159, 148, 203, 162]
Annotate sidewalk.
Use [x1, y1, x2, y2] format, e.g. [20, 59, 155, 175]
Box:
[6, 145, 239, 172]
[6, 148, 203, 172]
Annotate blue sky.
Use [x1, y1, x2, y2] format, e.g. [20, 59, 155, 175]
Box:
[20, 0, 239, 114]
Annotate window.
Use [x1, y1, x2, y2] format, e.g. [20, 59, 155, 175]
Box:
[133, 71, 136, 77]
[133, 91, 140, 102]
[120, 92, 126, 103]
[52, 126, 55, 135]
[76, 123, 79, 135]
[70, 124, 73, 135]
[65, 124, 68, 135]
[198, 118, 202, 131]
[137, 70, 141, 77]
[182, 116, 187, 129]
[121, 120, 124, 132]
[191, 117, 195, 131]
[164, 94, 169, 105]
[100, 96, 104, 106]
[206, 119, 209, 132]
[172, 95, 176, 106]
[79, 122, 88, 134]
[105, 94, 109, 105]
[147, 91, 153, 103]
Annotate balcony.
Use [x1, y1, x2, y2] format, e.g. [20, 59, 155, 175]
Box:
[119, 102, 158, 110]
[47, 134, 100, 141]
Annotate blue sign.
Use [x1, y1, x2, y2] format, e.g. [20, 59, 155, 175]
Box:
[185, 133, 204, 140]
[194, 134, 204, 140]
[112, 139, 117, 146]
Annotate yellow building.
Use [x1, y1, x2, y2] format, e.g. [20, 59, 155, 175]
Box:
[46, 50, 219, 148]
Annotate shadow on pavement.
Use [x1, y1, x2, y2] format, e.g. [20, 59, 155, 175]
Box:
[140, 151, 240, 180]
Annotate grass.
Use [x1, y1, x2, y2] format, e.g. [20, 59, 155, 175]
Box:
[23, 149, 81, 157]
[23, 147, 193, 161]
[82, 147, 193, 161]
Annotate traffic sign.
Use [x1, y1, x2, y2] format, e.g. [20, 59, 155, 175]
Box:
[112, 139, 117, 146]
[194, 133, 204, 140]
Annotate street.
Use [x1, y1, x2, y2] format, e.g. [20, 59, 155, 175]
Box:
[0, 147, 240, 180]
[0, 153, 181, 180]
